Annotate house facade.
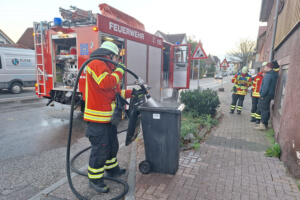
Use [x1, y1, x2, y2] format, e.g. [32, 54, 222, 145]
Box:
[17, 28, 34, 50]
[155, 30, 187, 44]
[0, 29, 15, 44]
[258, 0, 300, 178]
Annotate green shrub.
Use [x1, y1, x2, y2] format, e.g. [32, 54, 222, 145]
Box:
[192, 142, 200, 150]
[265, 129, 281, 158]
[203, 114, 219, 131]
[181, 112, 201, 142]
[180, 88, 220, 116]
[180, 112, 218, 147]
[265, 143, 281, 157]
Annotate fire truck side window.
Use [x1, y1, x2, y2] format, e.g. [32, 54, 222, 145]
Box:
[174, 46, 188, 63]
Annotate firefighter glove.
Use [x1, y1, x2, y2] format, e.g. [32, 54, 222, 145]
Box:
[110, 108, 122, 126]
[232, 86, 237, 93]
[131, 88, 147, 97]
[116, 62, 126, 73]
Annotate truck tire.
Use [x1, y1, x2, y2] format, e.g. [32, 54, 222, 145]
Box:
[10, 82, 23, 94]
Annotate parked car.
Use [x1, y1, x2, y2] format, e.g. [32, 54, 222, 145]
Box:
[222, 71, 227, 76]
[0, 47, 36, 94]
[215, 73, 223, 79]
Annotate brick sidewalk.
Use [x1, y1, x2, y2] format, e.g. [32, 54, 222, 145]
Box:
[134, 81, 300, 200]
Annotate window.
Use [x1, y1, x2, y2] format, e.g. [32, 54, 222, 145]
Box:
[0, 56, 2, 69]
[174, 46, 188, 63]
[278, 68, 288, 114]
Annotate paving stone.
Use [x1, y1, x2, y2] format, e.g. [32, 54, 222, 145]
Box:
[134, 81, 300, 200]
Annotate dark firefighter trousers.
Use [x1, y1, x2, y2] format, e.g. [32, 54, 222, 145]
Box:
[258, 95, 274, 126]
[230, 93, 245, 113]
[251, 97, 261, 121]
[86, 122, 120, 183]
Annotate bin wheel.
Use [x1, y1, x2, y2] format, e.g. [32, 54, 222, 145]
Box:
[139, 161, 151, 174]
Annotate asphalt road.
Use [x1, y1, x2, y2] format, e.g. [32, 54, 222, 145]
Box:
[189, 75, 233, 90]
[0, 88, 128, 200]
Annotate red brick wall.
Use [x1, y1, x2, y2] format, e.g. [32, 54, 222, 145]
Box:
[273, 26, 300, 178]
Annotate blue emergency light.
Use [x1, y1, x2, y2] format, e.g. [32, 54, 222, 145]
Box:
[54, 18, 62, 26]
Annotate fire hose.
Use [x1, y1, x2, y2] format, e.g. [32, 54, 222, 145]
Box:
[67, 57, 149, 200]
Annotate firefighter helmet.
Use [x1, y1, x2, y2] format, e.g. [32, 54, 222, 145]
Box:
[242, 66, 248, 73]
[100, 41, 119, 55]
[90, 41, 119, 58]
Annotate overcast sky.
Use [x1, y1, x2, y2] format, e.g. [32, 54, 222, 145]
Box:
[0, 0, 264, 60]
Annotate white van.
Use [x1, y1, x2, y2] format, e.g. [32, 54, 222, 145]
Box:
[0, 47, 36, 94]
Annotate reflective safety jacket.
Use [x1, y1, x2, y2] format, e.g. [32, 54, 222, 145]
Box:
[252, 71, 263, 97]
[232, 73, 252, 96]
[84, 60, 132, 123]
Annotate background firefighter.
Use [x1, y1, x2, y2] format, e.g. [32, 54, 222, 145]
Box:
[255, 62, 279, 131]
[230, 66, 252, 114]
[84, 41, 132, 193]
[251, 62, 267, 124]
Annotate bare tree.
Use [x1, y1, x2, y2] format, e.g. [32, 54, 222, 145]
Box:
[227, 38, 256, 70]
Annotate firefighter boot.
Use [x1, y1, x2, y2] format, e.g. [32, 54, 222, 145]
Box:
[237, 111, 241, 115]
[250, 117, 256, 122]
[89, 179, 109, 193]
[106, 167, 126, 177]
[254, 122, 267, 131]
[255, 119, 260, 124]
[229, 110, 234, 114]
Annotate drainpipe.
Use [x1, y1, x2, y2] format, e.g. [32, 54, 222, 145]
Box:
[269, 0, 280, 61]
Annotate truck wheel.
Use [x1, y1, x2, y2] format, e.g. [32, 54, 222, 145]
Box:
[10, 82, 23, 94]
[139, 161, 151, 174]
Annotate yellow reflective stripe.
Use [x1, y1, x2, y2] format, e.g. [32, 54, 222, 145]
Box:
[88, 166, 104, 173]
[251, 113, 255, 117]
[252, 92, 260, 97]
[104, 161, 118, 169]
[88, 173, 104, 179]
[85, 72, 88, 109]
[105, 158, 116, 164]
[240, 86, 248, 90]
[121, 90, 126, 98]
[85, 108, 114, 116]
[235, 91, 246, 95]
[86, 66, 108, 85]
[231, 105, 236, 108]
[111, 101, 116, 111]
[84, 113, 111, 122]
[112, 73, 120, 84]
[115, 67, 124, 74]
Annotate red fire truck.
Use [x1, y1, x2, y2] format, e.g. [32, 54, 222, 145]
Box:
[33, 4, 191, 109]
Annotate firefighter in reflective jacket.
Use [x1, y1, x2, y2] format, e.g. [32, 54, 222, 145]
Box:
[250, 62, 266, 123]
[230, 66, 252, 114]
[84, 41, 132, 193]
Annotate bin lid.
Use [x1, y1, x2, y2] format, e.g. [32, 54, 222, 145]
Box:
[138, 101, 185, 114]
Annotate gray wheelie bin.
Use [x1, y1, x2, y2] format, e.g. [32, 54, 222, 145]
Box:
[138, 101, 185, 175]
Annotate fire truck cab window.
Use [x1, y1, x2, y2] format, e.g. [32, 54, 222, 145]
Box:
[174, 46, 188, 63]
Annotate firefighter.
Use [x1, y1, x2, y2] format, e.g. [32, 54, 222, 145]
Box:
[84, 41, 133, 193]
[255, 62, 279, 131]
[230, 66, 252, 114]
[250, 62, 267, 123]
